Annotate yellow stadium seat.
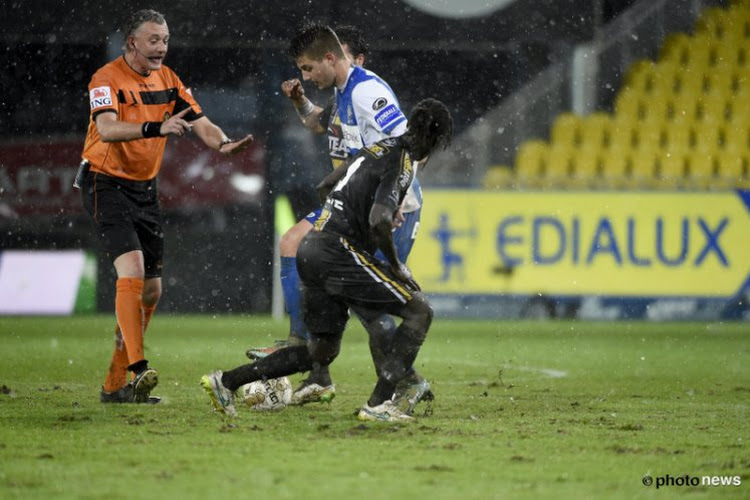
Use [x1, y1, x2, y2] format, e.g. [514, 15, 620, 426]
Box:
[687, 35, 717, 68]
[715, 150, 748, 188]
[693, 122, 723, 154]
[723, 123, 750, 151]
[657, 152, 688, 188]
[704, 69, 735, 95]
[483, 165, 514, 190]
[629, 148, 659, 188]
[714, 42, 745, 67]
[641, 90, 671, 126]
[608, 118, 638, 150]
[695, 6, 750, 44]
[687, 151, 717, 189]
[600, 148, 631, 188]
[626, 61, 680, 94]
[579, 112, 612, 150]
[668, 92, 700, 122]
[696, 91, 730, 123]
[723, 7, 750, 41]
[614, 88, 645, 120]
[550, 112, 582, 146]
[675, 68, 706, 95]
[733, 67, 750, 95]
[738, 41, 750, 67]
[569, 148, 602, 188]
[728, 91, 750, 124]
[662, 121, 694, 152]
[544, 145, 575, 188]
[514, 140, 548, 189]
[623, 59, 656, 92]
[634, 124, 665, 152]
[695, 6, 730, 39]
[651, 62, 680, 93]
[660, 33, 692, 66]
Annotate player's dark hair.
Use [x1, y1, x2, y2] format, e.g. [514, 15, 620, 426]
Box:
[333, 25, 368, 59]
[403, 98, 454, 161]
[122, 9, 166, 51]
[288, 22, 345, 61]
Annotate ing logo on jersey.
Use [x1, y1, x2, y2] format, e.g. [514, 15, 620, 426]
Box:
[90, 86, 113, 110]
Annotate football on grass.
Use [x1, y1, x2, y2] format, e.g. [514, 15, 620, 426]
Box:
[238, 377, 292, 411]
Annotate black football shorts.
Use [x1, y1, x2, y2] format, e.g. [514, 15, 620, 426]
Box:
[296, 230, 415, 334]
[81, 171, 164, 278]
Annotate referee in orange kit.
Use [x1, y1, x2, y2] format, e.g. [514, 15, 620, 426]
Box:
[79, 9, 253, 403]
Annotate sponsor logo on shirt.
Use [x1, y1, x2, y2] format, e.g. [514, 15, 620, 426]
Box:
[398, 156, 414, 189]
[375, 104, 403, 129]
[89, 86, 113, 110]
[372, 97, 388, 110]
[328, 136, 348, 159]
[341, 123, 364, 151]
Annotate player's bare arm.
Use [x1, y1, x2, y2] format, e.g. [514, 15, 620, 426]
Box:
[95, 107, 193, 142]
[191, 116, 253, 155]
[281, 78, 325, 133]
[369, 202, 420, 291]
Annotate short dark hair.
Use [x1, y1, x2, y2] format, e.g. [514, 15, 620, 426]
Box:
[288, 22, 345, 61]
[122, 9, 166, 50]
[405, 98, 454, 160]
[124, 9, 166, 39]
[333, 25, 368, 58]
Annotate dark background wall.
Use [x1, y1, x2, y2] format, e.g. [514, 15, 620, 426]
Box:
[0, 0, 639, 313]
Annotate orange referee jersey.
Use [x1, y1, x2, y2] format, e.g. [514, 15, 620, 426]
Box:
[81, 56, 203, 181]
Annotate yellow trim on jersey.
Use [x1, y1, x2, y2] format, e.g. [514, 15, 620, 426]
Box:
[313, 208, 332, 232]
[341, 238, 412, 302]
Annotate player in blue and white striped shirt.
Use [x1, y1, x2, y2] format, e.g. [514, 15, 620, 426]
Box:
[250, 23, 429, 414]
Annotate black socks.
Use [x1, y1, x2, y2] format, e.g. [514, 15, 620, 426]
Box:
[221, 346, 312, 391]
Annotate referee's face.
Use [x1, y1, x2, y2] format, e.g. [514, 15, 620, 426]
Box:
[130, 22, 169, 74]
[296, 54, 336, 90]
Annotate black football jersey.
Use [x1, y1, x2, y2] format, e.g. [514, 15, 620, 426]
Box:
[314, 137, 416, 254]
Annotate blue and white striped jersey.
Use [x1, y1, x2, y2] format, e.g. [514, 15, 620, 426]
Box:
[335, 66, 407, 156]
[336, 66, 422, 213]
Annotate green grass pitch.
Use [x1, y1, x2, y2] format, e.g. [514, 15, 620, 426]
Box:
[0, 316, 748, 499]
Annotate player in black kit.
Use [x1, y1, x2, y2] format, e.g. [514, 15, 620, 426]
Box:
[201, 98, 453, 421]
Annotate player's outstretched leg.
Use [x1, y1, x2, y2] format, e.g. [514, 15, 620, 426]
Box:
[246, 256, 310, 360]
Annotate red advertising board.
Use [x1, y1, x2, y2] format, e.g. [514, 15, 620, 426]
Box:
[0, 138, 265, 216]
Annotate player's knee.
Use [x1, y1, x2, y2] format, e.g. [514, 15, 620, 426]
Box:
[308, 334, 341, 365]
[402, 295, 433, 332]
[142, 280, 162, 306]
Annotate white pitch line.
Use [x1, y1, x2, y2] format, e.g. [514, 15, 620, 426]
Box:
[510, 365, 568, 379]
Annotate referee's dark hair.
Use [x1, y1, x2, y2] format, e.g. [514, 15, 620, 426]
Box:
[404, 98, 454, 161]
